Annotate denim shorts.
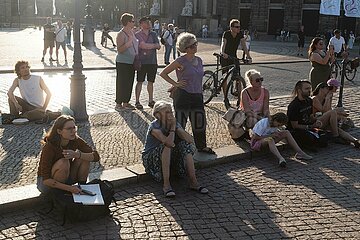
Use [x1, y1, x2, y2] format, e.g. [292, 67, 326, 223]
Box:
[37, 176, 74, 194]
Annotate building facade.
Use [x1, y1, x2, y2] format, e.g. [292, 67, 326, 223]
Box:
[1, 0, 359, 37]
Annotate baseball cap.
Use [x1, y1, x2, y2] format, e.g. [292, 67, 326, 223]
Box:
[327, 78, 341, 88]
[139, 16, 151, 23]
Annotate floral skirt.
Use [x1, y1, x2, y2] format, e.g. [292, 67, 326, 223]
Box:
[142, 141, 195, 182]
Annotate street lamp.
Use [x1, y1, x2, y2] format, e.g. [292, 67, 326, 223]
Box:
[70, 0, 88, 121]
[99, 5, 104, 26]
[113, 5, 119, 28]
[82, 0, 95, 47]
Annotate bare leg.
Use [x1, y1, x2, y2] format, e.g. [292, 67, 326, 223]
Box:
[70, 159, 90, 183]
[318, 110, 339, 136]
[49, 47, 53, 59]
[62, 45, 67, 61]
[184, 154, 198, 188]
[264, 138, 283, 160]
[51, 158, 70, 183]
[339, 128, 358, 143]
[147, 82, 154, 103]
[135, 82, 142, 103]
[161, 146, 172, 190]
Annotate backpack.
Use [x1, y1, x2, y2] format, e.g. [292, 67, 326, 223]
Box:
[48, 179, 116, 225]
[160, 30, 170, 45]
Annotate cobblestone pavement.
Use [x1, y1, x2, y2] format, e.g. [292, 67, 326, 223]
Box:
[0, 29, 359, 239]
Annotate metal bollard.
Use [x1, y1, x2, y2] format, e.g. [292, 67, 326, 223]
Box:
[336, 59, 346, 108]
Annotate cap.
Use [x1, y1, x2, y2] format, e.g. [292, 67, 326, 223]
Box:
[139, 16, 151, 23]
[327, 78, 341, 88]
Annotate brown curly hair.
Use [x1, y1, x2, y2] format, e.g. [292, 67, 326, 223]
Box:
[14, 61, 29, 78]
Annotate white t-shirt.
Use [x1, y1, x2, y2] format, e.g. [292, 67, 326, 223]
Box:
[55, 26, 67, 43]
[329, 36, 345, 53]
[18, 75, 44, 108]
[252, 118, 279, 137]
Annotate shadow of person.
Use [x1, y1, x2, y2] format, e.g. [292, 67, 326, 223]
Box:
[84, 45, 115, 66]
[252, 145, 360, 212]
[117, 110, 151, 145]
[0, 124, 44, 186]
[0, 201, 121, 238]
[113, 160, 288, 238]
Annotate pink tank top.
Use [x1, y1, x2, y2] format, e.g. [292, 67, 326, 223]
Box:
[240, 87, 265, 114]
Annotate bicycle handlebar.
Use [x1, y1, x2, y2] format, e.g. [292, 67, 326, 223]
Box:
[213, 53, 241, 61]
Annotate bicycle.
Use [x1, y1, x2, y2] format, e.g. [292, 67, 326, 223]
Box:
[202, 53, 247, 109]
[330, 57, 358, 82]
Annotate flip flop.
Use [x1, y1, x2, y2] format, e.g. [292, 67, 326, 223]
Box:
[198, 147, 216, 155]
[163, 189, 176, 198]
[190, 186, 209, 194]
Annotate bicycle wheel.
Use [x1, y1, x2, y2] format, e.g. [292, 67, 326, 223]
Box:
[224, 76, 246, 109]
[344, 61, 356, 81]
[202, 70, 215, 104]
[330, 63, 338, 79]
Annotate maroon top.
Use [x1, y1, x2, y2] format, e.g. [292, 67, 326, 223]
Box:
[37, 137, 100, 180]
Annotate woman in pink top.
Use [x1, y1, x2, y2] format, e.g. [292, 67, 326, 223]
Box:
[240, 69, 270, 129]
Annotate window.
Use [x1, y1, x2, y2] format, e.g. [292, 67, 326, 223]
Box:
[303, 0, 321, 4]
[270, 0, 284, 3]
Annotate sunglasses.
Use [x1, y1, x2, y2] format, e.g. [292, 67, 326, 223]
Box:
[254, 77, 264, 83]
[187, 41, 198, 49]
[63, 126, 78, 131]
[232, 26, 240, 28]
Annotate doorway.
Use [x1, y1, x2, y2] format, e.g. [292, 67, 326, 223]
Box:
[268, 9, 284, 35]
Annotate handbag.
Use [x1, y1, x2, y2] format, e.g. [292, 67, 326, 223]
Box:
[223, 108, 246, 139]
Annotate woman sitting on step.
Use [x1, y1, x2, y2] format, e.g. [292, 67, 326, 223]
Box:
[37, 115, 100, 194]
[142, 101, 208, 198]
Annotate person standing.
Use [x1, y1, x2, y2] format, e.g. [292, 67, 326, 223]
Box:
[65, 21, 72, 46]
[297, 25, 305, 56]
[163, 23, 174, 65]
[220, 19, 252, 98]
[153, 20, 160, 36]
[160, 33, 215, 154]
[101, 23, 116, 47]
[55, 20, 67, 63]
[308, 37, 334, 89]
[348, 31, 355, 49]
[242, 30, 251, 61]
[7, 61, 52, 117]
[134, 16, 161, 110]
[115, 13, 138, 111]
[173, 27, 181, 59]
[41, 17, 55, 63]
[328, 29, 347, 58]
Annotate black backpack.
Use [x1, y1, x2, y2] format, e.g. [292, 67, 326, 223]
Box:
[160, 30, 170, 45]
[48, 179, 116, 225]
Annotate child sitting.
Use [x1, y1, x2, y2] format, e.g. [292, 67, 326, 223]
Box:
[251, 112, 313, 167]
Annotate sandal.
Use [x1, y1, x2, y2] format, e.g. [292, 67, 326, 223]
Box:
[163, 189, 176, 198]
[198, 147, 216, 155]
[135, 102, 143, 110]
[148, 101, 156, 108]
[190, 186, 209, 194]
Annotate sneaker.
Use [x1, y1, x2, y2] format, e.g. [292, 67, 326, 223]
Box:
[41, 57, 44, 62]
[148, 101, 156, 108]
[135, 102, 143, 110]
[279, 158, 287, 168]
[295, 152, 313, 160]
[49, 57, 55, 62]
[123, 103, 135, 110]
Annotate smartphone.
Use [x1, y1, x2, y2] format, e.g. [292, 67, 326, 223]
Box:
[81, 189, 96, 196]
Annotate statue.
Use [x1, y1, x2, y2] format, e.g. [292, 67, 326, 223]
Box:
[150, 0, 160, 16]
[181, 0, 193, 16]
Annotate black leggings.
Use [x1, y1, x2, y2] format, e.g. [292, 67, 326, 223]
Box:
[115, 62, 135, 104]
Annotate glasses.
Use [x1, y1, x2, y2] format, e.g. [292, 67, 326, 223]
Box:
[130, 20, 135, 23]
[318, 42, 324, 45]
[187, 41, 198, 49]
[254, 77, 264, 83]
[63, 126, 78, 131]
[232, 26, 241, 28]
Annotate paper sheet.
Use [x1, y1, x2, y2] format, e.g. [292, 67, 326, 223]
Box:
[72, 184, 104, 205]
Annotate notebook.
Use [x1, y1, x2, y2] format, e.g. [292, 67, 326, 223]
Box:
[72, 184, 104, 205]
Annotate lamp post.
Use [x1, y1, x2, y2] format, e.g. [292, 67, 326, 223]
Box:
[113, 5, 119, 29]
[99, 5, 104, 26]
[82, 0, 95, 47]
[70, 0, 88, 121]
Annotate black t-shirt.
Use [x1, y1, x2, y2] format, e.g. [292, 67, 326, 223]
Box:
[222, 30, 244, 58]
[298, 30, 305, 41]
[287, 96, 314, 129]
[43, 23, 55, 41]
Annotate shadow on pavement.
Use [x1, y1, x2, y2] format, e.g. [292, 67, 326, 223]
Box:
[0, 124, 45, 186]
[255, 145, 360, 212]
[117, 110, 152, 144]
[113, 163, 288, 239]
[0, 201, 121, 239]
[85, 45, 115, 66]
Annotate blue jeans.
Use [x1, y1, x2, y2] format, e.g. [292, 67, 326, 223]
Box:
[164, 44, 172, 64]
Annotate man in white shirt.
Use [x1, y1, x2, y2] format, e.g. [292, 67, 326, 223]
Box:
[328, 29, 347, 59]
[55, 20, 68, 63]
[163, 24, 174, 65]
[7, 61, 52, 117]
